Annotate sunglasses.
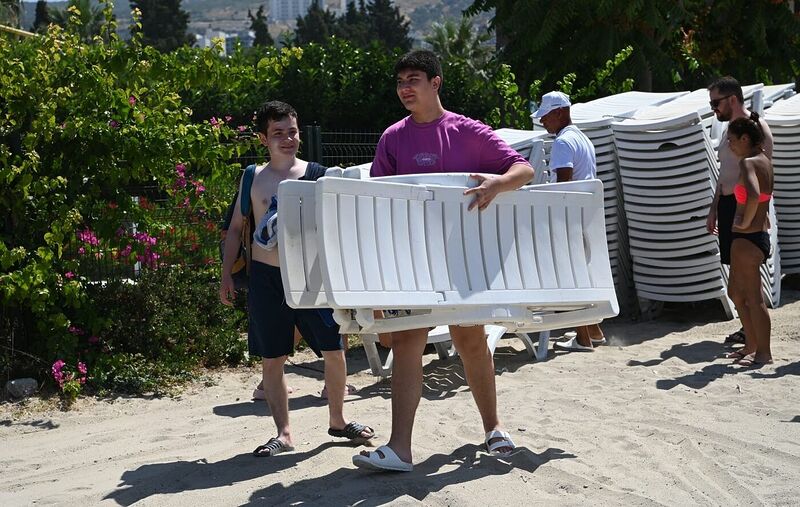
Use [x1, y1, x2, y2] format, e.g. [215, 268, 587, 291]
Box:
[709, 94, 733, 109]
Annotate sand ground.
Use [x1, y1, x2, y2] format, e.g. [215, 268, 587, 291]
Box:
[2, 287, 800, 506]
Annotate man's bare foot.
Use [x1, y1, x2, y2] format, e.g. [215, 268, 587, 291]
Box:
[320, 384, 358, 399]
[253, 382, 293, 401]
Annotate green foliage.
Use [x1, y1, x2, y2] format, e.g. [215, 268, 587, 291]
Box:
[86, 266, 248, 393]
[425, 17, 492, 70]
[248, 5, 272, 47]
[0, 5, 251, 394]
[467, 0, 800, 94]
[682, 0, 800, 87]
[334, 0, 371, 47]
[1, 2, 546, 400]
[295, 0, 338, 44]
[31, 1, 51, 33]
[295, 0, 411, 52]
[0, 0, 21, 27]
[130, 0, 194, 52]
[367, 0, 411, 52]
[49, 0, 107, 42]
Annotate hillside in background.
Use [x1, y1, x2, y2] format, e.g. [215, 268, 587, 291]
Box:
[20, 0, 493, 41]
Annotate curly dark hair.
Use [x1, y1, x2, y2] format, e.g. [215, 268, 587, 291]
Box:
[728, 113, 764, 146]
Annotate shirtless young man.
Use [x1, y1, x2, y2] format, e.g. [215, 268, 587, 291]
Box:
[220, 101, 373, 457]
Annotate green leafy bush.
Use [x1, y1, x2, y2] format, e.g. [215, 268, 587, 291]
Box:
[86, 266, 248, 394]
[0, 1, 568, 399]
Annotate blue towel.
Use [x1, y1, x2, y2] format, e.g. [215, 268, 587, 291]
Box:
[254, 195, 278, 250]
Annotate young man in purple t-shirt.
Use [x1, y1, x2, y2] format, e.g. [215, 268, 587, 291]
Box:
[353, 50, 534, 472]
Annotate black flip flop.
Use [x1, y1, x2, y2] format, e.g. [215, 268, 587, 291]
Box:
[253, 437, 294, 457]
[328, 421, 375, 441]
[724, 329, 746, 344]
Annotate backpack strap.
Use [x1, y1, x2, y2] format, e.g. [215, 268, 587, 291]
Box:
[240, 164, 257, 216]
[239, 164, 257, 274]
[301, 161, 329, 181]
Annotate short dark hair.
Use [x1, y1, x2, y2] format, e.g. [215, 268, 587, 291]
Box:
[394, 50, 443, 84]
[728, 114, 764, 146]
[254, 100, 297, 134]
[708, 76, 744, 104]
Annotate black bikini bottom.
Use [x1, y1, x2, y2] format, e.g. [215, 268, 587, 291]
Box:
[731, 231, 770, 264]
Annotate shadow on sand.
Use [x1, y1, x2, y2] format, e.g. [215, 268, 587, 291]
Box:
[104, 443, 574, 506]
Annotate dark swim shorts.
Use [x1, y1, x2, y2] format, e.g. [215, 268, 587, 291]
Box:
[247, 261, 342, 359]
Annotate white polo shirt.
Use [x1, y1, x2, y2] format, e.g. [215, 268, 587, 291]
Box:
[549, 125, 597, 182]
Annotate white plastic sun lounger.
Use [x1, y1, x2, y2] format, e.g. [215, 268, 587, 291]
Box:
[277, 172, 551, 372]
[278, 174, 617, 371]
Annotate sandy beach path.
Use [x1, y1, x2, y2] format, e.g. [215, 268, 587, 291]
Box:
[3, 289, 799, 506]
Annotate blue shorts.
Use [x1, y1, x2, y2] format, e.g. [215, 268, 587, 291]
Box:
[247, 261, 342, 359]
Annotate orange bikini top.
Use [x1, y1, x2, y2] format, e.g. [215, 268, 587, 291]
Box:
[733, 183, 772, 204]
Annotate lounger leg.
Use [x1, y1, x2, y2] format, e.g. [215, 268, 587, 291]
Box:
[514, 332, 536, 359]
[535, 331, 549, 361]
[485, 325, 507, 355]
[362, 334, 391, 378]
[433, 341, 453, 359]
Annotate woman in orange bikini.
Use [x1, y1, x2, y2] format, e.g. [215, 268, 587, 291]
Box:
[725, 115, 774, 367]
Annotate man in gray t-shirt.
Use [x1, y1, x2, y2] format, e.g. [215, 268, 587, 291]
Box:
[534, 91, 607, 351]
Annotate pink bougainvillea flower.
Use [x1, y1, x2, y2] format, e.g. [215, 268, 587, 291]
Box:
[77, 362, 87, 375]
[64, 272, 75, 279]
[68, 325, 84, 335]
[237, 125, 247, 132]
[108, 120, 119, 129]
[173, 177, 187, 190]
[76, 228, 100, 246]
[78, 247, 86, 255]
[51, 360, 66, 387]
[209, 117, 219, 127]
[129, 95, 136, 106]
[225, 115, 232, 122]
[175, 163, 186, 176]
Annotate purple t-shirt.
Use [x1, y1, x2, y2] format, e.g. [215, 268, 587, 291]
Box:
[370, 111, 530, 177]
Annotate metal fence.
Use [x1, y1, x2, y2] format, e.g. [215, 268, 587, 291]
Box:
[237, 126, 382, 168]
[67, 202, 223, 282]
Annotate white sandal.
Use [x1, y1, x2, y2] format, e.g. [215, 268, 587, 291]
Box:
[485, 430, 516, 457]
[352, 445, 413, 472]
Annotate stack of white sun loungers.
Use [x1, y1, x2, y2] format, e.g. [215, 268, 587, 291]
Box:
[493, 128, 550, 183]
[612, 103, 733, 316]
[527, 91, 688, 316]
[278, 173, 619, 376]
[609, 84, 788, 315]
[764, 93, 800, 275]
